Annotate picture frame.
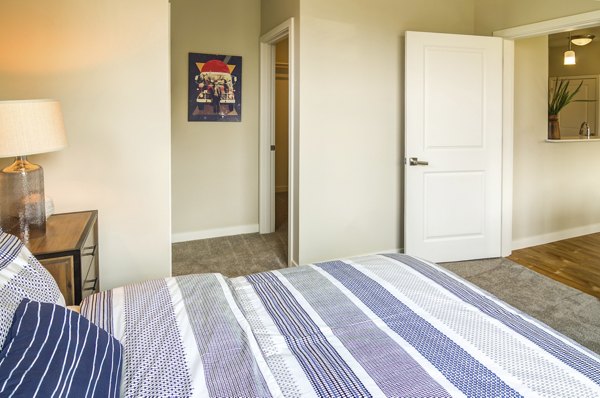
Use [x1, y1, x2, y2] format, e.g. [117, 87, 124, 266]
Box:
[188, 52, 242, 122]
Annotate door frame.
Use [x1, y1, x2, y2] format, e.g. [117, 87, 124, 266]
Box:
[494, 10, 600, 253]
[259, 18, 297, 265]
[501, 39, 514, 257]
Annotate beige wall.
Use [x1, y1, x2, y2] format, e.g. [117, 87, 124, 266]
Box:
[170, 0, 261, 242]
[297, 0, 475, 263]
[549, 41, 600, 77]
[476, 4, 600, 248]
[512, 36, 600, 247]
[171, 1, 600, 266]
[0, 0, 172, 289]
[261, 0, 300, 35]
[11, 1, 598, 290]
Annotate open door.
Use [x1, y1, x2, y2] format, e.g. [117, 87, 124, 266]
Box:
[404, 31, 504, 262]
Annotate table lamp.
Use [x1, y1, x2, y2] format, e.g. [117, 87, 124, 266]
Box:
[0, 99, 67, 242]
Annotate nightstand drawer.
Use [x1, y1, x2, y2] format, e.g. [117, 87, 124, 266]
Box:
[39, 256, 75, 305]
[28, 210, 99, 306]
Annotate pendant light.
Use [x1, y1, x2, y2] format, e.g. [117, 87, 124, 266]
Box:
[564, 32, 576, 65]
[571, 34, 595, 46]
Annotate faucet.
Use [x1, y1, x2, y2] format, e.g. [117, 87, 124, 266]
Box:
[579, 122, 591, 138]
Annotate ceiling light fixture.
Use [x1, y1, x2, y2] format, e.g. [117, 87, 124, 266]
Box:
[571, 34, 595, 46]
[564, 32, 576, 65]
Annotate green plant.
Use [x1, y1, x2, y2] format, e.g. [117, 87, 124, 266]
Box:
[548, 78, 583, 115]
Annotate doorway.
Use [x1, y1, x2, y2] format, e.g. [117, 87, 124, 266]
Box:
[259, 18, 297, 266]
[274, 38, 289, 245]
[494, 10, 600, 250]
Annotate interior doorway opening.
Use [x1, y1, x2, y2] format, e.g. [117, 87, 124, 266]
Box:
[259, 18, 297, 266]
[274, 38, 289, 250]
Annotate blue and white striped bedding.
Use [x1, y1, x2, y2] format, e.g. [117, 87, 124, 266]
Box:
[0, 299, 122, 397]
[81, 254, 600, 397]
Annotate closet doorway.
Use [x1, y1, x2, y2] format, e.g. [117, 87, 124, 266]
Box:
[259, 18, 297, 266]
[274, 38, 289, 257]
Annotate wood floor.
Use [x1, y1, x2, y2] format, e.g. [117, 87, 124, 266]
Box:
[508, 233, 600, 299]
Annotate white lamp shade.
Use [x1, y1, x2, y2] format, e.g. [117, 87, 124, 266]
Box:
[0, 99, 68, 158]
[571, 37, 592, 46]
[571, 34, 594, 46]
[564, 50, 576, 65]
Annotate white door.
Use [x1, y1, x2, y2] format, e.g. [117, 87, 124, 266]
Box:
[405, 31, 504, 262]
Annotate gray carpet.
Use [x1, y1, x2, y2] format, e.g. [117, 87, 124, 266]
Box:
[172, 228, 287, 277]
[173, 192, 288, 277]
[439, 257, 600, 354]
[173, 242, 600, 354]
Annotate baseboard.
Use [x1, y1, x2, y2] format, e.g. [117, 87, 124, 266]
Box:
[302, 248, 402, 266]
[379, 248, 403, 255]
[172, 224, 259, 243]
[288, 259, 300, 267]
[512, 223, 600, 250]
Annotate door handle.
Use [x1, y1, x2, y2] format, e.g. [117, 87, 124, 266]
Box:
[408, 157, 429, 166]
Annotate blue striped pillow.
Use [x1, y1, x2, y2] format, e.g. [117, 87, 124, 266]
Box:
[0, 230, 65, 349]
[0, 299, 122, 397]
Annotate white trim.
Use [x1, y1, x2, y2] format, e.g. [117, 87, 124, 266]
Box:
[259, 39, 275, 233]
[259, 18, 296, 266]
[546, 137, 600, 142]
[512, 223, 600, 250]
[501, 39, 514, 257]
[171, 224, 259, 243]
[308, 248, 402, 265]
[493, 10, 600, 39]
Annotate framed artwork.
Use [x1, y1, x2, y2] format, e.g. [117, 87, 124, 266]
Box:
[188, 52, 242, 122]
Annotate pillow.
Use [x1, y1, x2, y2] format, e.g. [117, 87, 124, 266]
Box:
[0, 299, 122, 397]
[0, 230, 65, 349]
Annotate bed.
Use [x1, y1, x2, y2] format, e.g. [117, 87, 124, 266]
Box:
[1, 228, 599, 397]
[82, 254, 600, 397]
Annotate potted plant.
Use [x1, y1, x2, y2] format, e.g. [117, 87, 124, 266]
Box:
[548, 78, 583, 139]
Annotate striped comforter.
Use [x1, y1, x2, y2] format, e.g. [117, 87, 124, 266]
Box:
[81, 254, 600, 397]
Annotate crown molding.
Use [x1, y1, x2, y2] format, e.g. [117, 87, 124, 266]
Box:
[494, 10, 600, 39]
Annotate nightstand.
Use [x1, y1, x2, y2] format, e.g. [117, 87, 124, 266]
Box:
[27, 210, 99, 305]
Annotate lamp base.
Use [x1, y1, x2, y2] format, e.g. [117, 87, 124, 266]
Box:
[0, 156, 46, 243]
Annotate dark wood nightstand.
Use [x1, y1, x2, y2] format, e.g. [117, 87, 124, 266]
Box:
[26, 210, 99, 305]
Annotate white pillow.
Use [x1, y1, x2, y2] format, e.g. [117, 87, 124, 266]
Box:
[0, 229, 65, 348]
